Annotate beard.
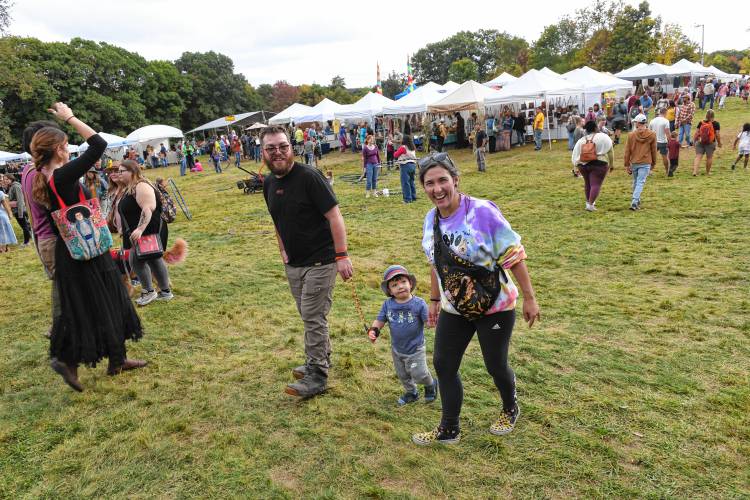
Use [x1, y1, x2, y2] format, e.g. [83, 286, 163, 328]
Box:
[263, 151, 294, 177]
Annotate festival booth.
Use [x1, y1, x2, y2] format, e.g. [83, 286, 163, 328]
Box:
[561, 66, 632, 108]
[539, 67, 562, 78]
[614, 62, 650, 79]
[0, 151, 31, 162]
[186, 111, 271, 136]
[126, 124, 184, 165]
[290, 98, 346, 153]
[78, 132, 134, 162]
[485, 69, 584, 147]
[268, 103, 313, 126]
[483, 72, 518, 90]
[706, 65, 732, 80]
[381, 82, 457, 148]
[335, 92, 395, 123]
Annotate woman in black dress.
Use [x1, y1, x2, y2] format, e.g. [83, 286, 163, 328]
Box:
[30, 103, 145, 392]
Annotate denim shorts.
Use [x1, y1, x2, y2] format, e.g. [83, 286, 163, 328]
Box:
[694, 141, 716, 157]
[657, 142, 668, 155]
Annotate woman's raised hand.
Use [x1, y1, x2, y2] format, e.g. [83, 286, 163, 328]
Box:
[47, 102, 74, 122]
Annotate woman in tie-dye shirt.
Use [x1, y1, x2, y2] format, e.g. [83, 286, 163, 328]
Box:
[411, 153, 540, 447]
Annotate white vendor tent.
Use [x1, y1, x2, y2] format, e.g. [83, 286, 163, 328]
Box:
[428, 80, 504, 113]
[539, 67, 562, 78]
[187, 111, 268, 134]
[295, 98, 344, 123]
[706, 65, 731, 78]
[485, 69, 584, 105]
[67, 144, 79, 154]
[382, 82, 452, 115]
[484, 72, 518, 89]
[668, 59, 711, 77]
[614, 62, 676, 81]
[442, 81, 460, 92]
[335, 92, 395, 122]
[245, 122, 268, 130]
[126, 124, 183, 143]
[78, 132, 133, 152]
[268, 103, 313, 125]
[0, 151, 31, 162]
[562, 66, 633, 107]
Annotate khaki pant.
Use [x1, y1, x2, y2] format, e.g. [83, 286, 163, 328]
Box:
[284, 263, 337, 374]
[35, 236, 61, 321]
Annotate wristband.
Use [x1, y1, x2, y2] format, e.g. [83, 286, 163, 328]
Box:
[430, 298, 441, 302]
[335, 255, 349, 261]
[369, 326, 381, 338]
[65, 115, 75, 123]
[334, 250, 348, 258]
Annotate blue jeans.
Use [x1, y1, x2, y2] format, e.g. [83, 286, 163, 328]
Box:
[365, 162, 379, 191]
[679, 123, 692, 145]
[213, 157, 222, 173]
[179, 158, 186, 176]
[254, 145, 261, 162]
[534, 129, 542, 149]
[161, 157, 168, 168]
[567, 130, 575, 150]
[703, 94, 715, 110]
[516, 129, 524, 146]
[399, 162, 417, 202]
[305, 153, 314, 165]
[631, 164, 650, 204]
[234, 152, 241, 167]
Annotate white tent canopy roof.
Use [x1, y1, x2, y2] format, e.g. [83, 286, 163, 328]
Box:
[382, 82, 449, 115]
[442, 81, 460, 91]
[245, 122, 268, 130]
[539, 67, 562, 77]
[294, 98, 344, 123]
[126, 124, 183, 142]
[613, 62, 650, 78]
[484, 72, 518, 88]
[706, 65, 731, 78]
[0, 150, 31, 162]
[668, 59, 712, 77]
[485, 69, 584, 105]
[428, 80, 504, 113]
[335, 92, 395, 121]
[79, 132, 134, 152]
[562, 66, 633, 93]
[268, 103, 313, 125]
[187, 111, 265, 133]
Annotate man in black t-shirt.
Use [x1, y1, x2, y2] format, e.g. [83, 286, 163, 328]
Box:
[474, 123, 487, 172]
[261, 126, 354, 398]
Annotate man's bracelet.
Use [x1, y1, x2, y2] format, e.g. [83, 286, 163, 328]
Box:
[430, 298, 441, 302]
[65, 115, 75, 123]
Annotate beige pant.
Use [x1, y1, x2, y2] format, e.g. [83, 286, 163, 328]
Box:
[284, 263, 337, 374]
[35, 236, 61, 321]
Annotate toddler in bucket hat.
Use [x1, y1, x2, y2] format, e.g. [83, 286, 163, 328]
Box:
[369, 264, 438, 406]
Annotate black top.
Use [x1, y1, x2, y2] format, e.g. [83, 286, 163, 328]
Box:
[475, 130, 487, 148]
[48, 134, 107, 209]
[263, 162, 338, 267]
[513, 115, 526, 131]
[118, 182, 163, 249]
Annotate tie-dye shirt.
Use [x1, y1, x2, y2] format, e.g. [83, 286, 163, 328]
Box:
[422, 195, 527, 315]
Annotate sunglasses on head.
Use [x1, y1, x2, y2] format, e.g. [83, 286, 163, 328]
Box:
[418, 152, 455, 170]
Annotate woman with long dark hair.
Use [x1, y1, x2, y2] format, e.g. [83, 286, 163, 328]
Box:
[411, 153, 540, 446]
[30, 103, 145, 392]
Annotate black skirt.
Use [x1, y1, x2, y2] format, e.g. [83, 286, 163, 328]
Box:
[50, 239, 143, 367]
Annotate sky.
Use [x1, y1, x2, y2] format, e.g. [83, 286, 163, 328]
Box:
[7, 0, 749, 88]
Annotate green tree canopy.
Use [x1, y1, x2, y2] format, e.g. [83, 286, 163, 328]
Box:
[448, 58, 478, 83]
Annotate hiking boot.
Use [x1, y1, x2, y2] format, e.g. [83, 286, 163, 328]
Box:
[292, 365, 307, 380]
[412, 425, 460, 446]
[285, 366, 327, 398]
[136, 290, 157, 306]
[424, 380, 439, 403]
[156, 289, 174, 301]
[50, 358, 83, 392]
[489, 404, 520, 436]
[107, 358, 148, 376]
[397, 391, 419, 406]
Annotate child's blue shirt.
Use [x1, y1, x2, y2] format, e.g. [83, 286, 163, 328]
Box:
[377, 296, 428, 355]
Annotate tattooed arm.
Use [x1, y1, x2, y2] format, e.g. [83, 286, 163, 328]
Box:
[129, 182, 157, 243]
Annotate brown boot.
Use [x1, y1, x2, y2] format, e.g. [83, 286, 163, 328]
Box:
[107, 358, 148, 376]
[50, 358, 83, 392]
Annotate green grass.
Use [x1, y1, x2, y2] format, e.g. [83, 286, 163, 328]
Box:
[2, 100, 750, 498]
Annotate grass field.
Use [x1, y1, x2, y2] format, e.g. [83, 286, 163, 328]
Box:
[1, 100, 749, 499]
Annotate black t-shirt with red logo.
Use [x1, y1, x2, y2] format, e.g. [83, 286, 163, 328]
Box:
[263, 162, 338, 267]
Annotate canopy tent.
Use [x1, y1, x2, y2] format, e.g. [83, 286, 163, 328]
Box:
[382, 82, 451, 115]
[428, 80, 504, 113]
[485, 69, 584, 105]
[334, 92, 395, 121]
[667, 59, 712, 77]
[126, 124, 183, 143]
[706, 65, 731, 78]
[539, 67, 562, 78]
[186, 111, 270, 134]
[79, 132, 134, 152]
[268, 103, 313, 125]
[442, 81, 460, 92]
[67, 144, 80, 154]
[0, 150, 31, 162]
[294, 98, 344, 123]
[245, 122, 268, 130]
[614, 62, 676, 81]
[562, 66, 632, 107]
[483, 72, 518, 89]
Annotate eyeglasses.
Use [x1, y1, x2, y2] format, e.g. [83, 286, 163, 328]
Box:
[115, 169, 128, 173]
[263, 144, 291, 153]
[418, 152, 455, 170]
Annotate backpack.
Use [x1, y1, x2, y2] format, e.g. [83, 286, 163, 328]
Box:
[580, 135, 598, 163]
[157, 186, 177, 223]
[698, 121, 715, 145]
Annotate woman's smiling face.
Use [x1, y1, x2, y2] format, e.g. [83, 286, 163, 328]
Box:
[422, 165, 459, 215]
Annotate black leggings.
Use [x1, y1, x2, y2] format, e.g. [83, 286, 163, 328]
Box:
[434, 309, 516, 428]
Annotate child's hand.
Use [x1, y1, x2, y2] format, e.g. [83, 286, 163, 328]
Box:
[367, 330, 378, 343]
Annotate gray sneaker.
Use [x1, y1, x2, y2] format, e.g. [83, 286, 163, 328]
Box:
[156, 290, 174, 301]
[136, 290, 158, 306]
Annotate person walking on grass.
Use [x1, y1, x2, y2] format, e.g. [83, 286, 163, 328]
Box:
[571, 120, 614, 212]
[731, 123, 750, 170]
[667, 131, 681, 177]
[692, 109, 722, 176]
[261, 126, 353, 399]
[393, 135, 418, 203]
[676, 95, 695, 148]
[411, 153, 540, 446]
[362, 134, 380, 198]
[623, 114, 657, 211]
[649, 108, 671, 175]
[473, 123, 487, 172]
[367, 265, 438, 407]
[533, 107, 544, 150]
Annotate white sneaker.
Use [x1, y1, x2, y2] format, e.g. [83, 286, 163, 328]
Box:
[136, 290, 158, 306]
[585, 203, 594, 211]
[156, 290, 174, 301]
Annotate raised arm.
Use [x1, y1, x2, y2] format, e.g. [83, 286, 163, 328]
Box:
[48, 103, 106, 185]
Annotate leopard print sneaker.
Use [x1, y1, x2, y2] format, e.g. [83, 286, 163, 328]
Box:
[489, 404, 520, 436]
[412, 425, 460, 446]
